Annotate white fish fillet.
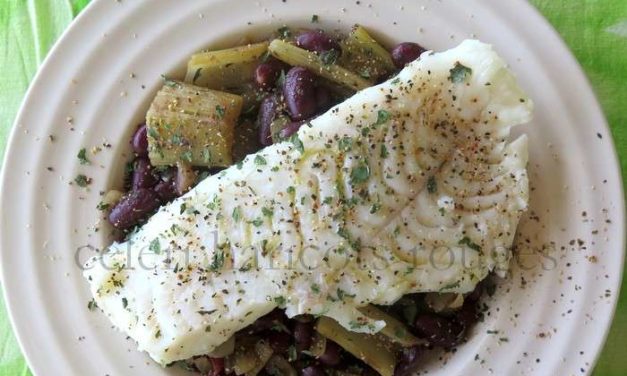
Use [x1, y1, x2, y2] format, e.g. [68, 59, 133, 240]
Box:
[84, 40, 532, 365]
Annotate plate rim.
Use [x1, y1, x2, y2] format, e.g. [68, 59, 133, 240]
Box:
[0, 0, 624, 374]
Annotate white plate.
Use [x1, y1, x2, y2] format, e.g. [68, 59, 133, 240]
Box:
[1, 0, 624, 375]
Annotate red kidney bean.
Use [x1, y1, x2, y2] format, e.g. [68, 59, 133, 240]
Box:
[318, 340, 342, 366]
[153, 179, 178, 202]
[391, 42, 427, 68]
[255, 63, 279, 91]
[131, 124, 149, 156]
[283, 67, 317, 121]
[247, 309, 288, 334]
[255, 58, 287, 91]
[258, 95, 281, 146]
[394, 346, 424, 376]
[293, 321, 314, 352]
[315, 86, 332, 112]
[278, 120, 306, 139]
[209, 357, 225, 376]
[108, 189, 161, 229]
[455, 302, 479, 329]
[301, 365, 325, 376]
[131, 158, 158, 190]
[296, 30, 341, 55]
[414, 313, 463, 348]
[268, 331, 291, 353]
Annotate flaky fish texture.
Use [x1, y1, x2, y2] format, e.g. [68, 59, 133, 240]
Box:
[84, 40, 532, 365]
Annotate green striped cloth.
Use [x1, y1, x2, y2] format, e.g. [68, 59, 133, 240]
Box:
[0, 1, 625, 375]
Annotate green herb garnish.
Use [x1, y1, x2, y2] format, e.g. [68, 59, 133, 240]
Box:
[147, 127, 159, 139]
[202, 149, 212, 163]
[96, 202, 110, 211]
[338, 136, 353, 152]
[370, 203, 381, 214]
[180, 150, 193, 163]
[350, 162, 370, 184]
[77, 148, 90, 165]
[215, 105, 226, 119]
[232, 207, 242, 222]
[427, 176, 437, 194]
[161, 74, 181, 88]
[380, 144, 389, 158]
[274, 296, 286, 305]
[320, 49, 340, 65]
[209, 251, 225, 272]
[290, 134, 304, 154]
[74, 174, 91, 187]
[87, 299, 98, 311]
[254, 155, 267, 165]
[149, 238, 161, 254]
[375, 109, 391, 125]
[449, 62, 472, 83]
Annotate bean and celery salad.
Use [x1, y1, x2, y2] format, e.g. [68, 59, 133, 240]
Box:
[98, 24, 485, 376]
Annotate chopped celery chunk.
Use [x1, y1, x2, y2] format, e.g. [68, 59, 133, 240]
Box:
[316, 317, 397, 376]
[146, 81, 243, 167]
[338, 25, 395, 81]
[268, 39, 372, 92]
[358, 305, 425, 347]
[185, 42, 269, 89]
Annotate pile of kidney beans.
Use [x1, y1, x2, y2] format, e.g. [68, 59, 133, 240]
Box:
[105, 123, 177, 230]
[187, 282, 484, 376]
[106, 29, 426, 233]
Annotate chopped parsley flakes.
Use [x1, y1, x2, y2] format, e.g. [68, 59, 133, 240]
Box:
[215, 105, 226, 119]
[74, 174, 91, 187]
[350, 162, 370, 184]
[427, 176, 437, 194]
[87, 299, 98, 311]
[232, 206, 242, 222]
[289, 134, 304, 154]
[77, 148, 90, 165]
[380, 144, 389, 158]
[209, 251, 225, 272]
[375, 109, 391, 125]
[254, 155, 267, 166]
[274, 296, 286, 305]
[449, 62, 472, 83]
[310, 283, 321, 294]
[338, 137, 353, 152]
[149, 238, 161, 254]
[320, 49, 340, 65]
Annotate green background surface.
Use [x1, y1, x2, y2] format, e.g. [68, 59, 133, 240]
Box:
[0, 0, 625, 375]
